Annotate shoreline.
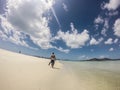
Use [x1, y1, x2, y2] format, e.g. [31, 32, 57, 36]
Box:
[0, 49, 120, 90]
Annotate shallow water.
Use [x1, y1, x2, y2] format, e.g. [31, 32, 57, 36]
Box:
[60, 60, 120, 90]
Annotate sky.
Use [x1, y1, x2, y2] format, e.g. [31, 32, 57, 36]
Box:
[0, 0, 120, 60]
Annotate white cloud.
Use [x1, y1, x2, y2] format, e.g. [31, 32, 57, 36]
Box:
[62, 3, 68, 12]
[54, 23, 90, 48]
[51, 7, 61, 27]
[104, 38, 113, 44]
[104, 18, 109, 29]
[100, 0, 119, 37]
[98, 37, 104, 42]
[0, 0, 71, 53]
[103, 0, 120, 10]
[99, 55, 109, 58]
[114, 38, 119, 43]
[99, 55, 106, 58]
[101, 18, 109, 36]
[101, 28, 107, 36]
[90, 37, 103, 45]
[0, 15, 29, 47]
[94, 24, 99, 30]
[90, 38, 98, 45]
[114, 18, 120, 37]
[94, 16, 109, 36]
[54, 47, 70, 53]
[94, 16, 104, 24]
[6, 0, 55, 49]
[0, 30, 8, 41]
[78, 55, 89, 60]
[0, 0, 80, 54]
[109, 47, 114, 51]
[80, 55, 86, 59]
[81, 55, 86, 58]
[105, 11, 119, 16]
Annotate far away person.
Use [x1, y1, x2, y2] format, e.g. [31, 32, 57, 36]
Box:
[48, 52, 56, 68]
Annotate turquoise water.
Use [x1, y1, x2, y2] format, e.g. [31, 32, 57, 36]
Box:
[61, 60, 120, 73]
[60, 60, 120, 90]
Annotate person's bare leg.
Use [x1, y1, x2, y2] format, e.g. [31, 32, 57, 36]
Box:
[48, 60, 51, 65]
[51, 61, 55, 68]
[48, 62, 51, 65]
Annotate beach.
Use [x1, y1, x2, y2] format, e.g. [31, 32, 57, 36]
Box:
[0, 48, 120, 90]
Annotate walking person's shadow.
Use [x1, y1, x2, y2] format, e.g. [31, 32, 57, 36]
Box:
[53, 67, 60, 69]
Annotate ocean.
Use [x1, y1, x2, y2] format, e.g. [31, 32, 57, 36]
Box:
[60, 60, 120, 90]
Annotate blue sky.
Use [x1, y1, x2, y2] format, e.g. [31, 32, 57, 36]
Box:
[0, 0, 120, 60]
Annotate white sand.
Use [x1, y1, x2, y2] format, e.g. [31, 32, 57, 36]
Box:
[0, 49, 120, 90]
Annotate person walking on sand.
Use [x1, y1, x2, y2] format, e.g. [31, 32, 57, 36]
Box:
[48, 52, 56, 68]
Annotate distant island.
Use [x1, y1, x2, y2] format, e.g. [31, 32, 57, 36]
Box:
[87, 58, 112, 61]
[33, 55, 120, 61]
[82, 58, 120, 61]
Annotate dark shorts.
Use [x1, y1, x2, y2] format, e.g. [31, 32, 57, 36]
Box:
[51, 60, 55, 64]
